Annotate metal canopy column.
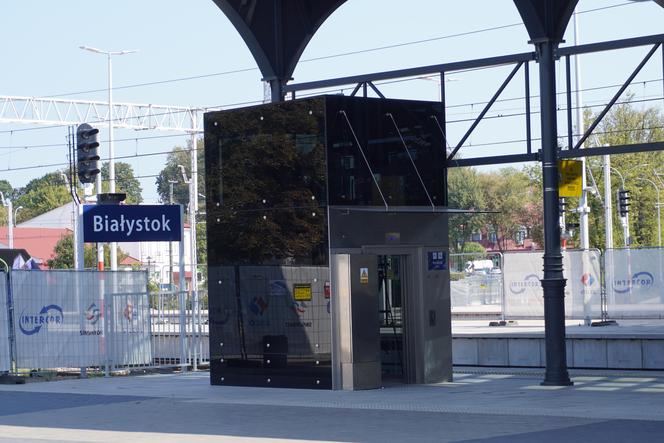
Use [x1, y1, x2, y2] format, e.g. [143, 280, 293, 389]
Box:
[513, 0, 576, 386]
[212, 0, 347, 102]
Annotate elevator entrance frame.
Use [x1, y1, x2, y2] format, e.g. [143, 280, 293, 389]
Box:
[330, 239, 452, 390]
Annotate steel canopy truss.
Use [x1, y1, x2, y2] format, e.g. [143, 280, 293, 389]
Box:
[0, 96, 206, 133]
[284, 33, 664, 167]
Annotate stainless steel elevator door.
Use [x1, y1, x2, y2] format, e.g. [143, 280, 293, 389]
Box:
[378, 255, 408, 383]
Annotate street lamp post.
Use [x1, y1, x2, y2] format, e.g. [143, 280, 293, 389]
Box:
[13, 206, 23, 227]
[79, 45, 138, 271]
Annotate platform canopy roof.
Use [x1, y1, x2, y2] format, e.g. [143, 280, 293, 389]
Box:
[211, 0, 662, 98]
[211, 0, 347, 85]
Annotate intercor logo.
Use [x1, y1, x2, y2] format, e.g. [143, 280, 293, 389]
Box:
[509, 274, 540, 294]
[83, 205, 181, 243]
[19, 304, 64, 336]
[613, 271, 655, 294]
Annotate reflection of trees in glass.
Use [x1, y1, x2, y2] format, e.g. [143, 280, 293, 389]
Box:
[208, 100, 327, 265]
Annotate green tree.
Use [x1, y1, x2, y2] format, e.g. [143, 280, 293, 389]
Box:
[101, 162, 143, 204]
[0, 180, 12, 199]
[521, 164, 544, 247]
[155, 139, 205, 212]
[197, 221, 207, 264]
[460, 241, 486, 254]
[447, 167, 485, 252]
[479, 168, 534, 252]
[0, 179, 12, 225]
[14, 171, 71, 223]
[47, 234, 128, 269]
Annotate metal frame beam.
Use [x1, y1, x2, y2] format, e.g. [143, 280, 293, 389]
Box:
[448, 62, 524, 161]
[560, 142, 664, 158]
[284, 52, 535, 94]
[285, 33, 664, 97]
[574, 43, 661, 150]
[0, 95, 204, 133]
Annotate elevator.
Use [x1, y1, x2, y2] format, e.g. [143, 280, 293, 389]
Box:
[205, 95, 453, 390]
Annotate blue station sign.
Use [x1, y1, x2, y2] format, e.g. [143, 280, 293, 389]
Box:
[83, 205, 182, 243]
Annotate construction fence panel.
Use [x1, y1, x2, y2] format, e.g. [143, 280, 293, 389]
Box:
[149, 291, 183, 366]
[449, 253, 503, 314]
[0, 273, 10, 372]
[108, 291, 152, 367]
[605, 248, 664, 318]
[503, 250, 602, 319]
[11, 270, 148, 370]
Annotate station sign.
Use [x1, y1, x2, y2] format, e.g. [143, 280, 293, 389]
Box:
[83, 205, 182, 243]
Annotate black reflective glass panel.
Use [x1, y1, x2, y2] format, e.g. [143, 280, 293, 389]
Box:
[326, 96, 446, 207]
[204, 99, 331, 389]
[205, 99, 328, 267]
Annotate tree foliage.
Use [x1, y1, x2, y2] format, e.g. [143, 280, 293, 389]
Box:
[47, 234, 128, 269]
[585, 99, 664, 249]
[13, 171, 71, 223]
[447, 167, 485, 253]
[0, 179, 12, 225]
[155, 139, 205, 212]
[444, 101, 663, 252]
[478, 168, 536, 252]
[101, 161, 143, 204]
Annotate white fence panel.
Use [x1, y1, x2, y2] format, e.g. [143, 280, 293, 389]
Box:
[503, 250, 602, 319]
[0, 274, 10, 372]
[565, 250, 603, 319]
[11, 270, 148, 370]
[605, 248, 664, 318]
[449, 253, 503, 312]
[109, 292, 152, 366]
[13, 271, 103, 368]
[503, 252, 545, 318]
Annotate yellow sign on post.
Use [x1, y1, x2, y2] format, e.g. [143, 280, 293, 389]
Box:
[558, 159, 583, 198]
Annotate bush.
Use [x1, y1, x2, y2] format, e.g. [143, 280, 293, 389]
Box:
[461, 242, 486, 254]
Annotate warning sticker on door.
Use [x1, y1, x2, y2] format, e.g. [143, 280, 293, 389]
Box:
[293, 284, 312, 301]
[360, 268, 369, 284]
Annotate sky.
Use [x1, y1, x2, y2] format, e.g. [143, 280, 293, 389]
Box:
[1, 0, 663, 204]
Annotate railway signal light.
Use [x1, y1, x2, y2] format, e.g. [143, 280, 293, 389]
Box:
[617, 188, 631, 218]
[76, 123, 100, 184]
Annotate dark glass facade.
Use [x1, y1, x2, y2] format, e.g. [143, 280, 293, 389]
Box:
[204, 96, 446, 389]
[325, 95, 446, 207]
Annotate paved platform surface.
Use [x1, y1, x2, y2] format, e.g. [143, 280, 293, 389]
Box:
[452, 318, 664, 338]
[2, 368, 664, 442]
